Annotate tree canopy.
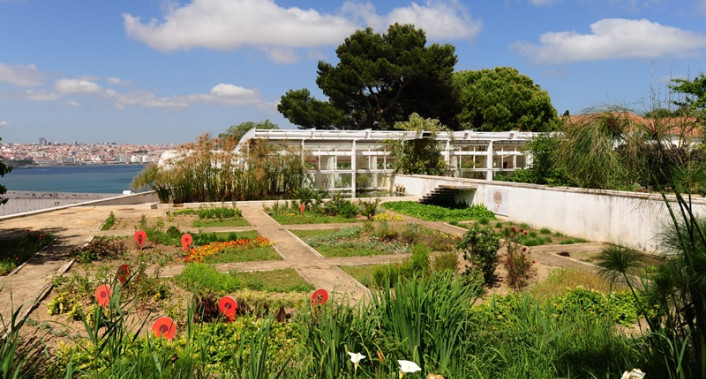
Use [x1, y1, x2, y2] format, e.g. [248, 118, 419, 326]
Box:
[671, 74, 706, 120]
[453, 67, 559, 132]
[218, 120, 279, 143]
[386, 113, 449, 175]
[0, 137, 11, 205]
[278, 24, 459, 130]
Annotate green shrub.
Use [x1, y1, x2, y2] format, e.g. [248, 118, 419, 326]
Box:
[72, 237, 126, 263]
[502, 227, 536, 290]
[432, 252, 459, 272]
[101, 211, 116, 231]
[374, 221, 398, 241]
[456, 226, 501, 286]
[358, 198, 380, 220]
[196, 206, 241, 219]
[559, 237, 588, 244]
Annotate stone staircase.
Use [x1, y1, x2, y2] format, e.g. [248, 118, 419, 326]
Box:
[419, 184, 476, 207]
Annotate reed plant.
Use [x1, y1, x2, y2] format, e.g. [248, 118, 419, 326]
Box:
[133, 134, 305, 203]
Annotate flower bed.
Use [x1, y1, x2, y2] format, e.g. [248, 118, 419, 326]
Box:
[1, 231, 55, 275]
[184, 236, 279, 263]
[291, 222, 456, 258]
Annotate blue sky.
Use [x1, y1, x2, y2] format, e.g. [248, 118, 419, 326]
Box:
[1, 0, 705, 144]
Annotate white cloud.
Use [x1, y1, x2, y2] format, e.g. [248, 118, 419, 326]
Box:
[104, 89, 189, 110]
[0, 121, 8, 127]
[106, 77, 132, 86]
[123, 0, 357, 52]
[513, 18, 706, 64]
[25, 89, 60, 101]
[123, 0, 481, 59]
[376, 0, 481, 40]
[55, 78, 103, 95]
[261, 47, 300, 64]
[0, 63, 45, 87]
[102, 83, 261, 109]
[18, 69, 262, 110]
[187, 83, 262, 106]
[528, 0, 563, 5]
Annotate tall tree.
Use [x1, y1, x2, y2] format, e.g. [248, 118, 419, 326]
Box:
[278, 24, 459, 130]
[0, 137, 11, 205]
[453, 67, 559, 132]
[671, 73, 706, 120]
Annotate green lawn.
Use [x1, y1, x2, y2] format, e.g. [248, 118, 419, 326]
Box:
[202, 246, 281, 264]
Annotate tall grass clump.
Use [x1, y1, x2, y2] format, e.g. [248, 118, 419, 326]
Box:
[132, 134, 305, 203]
[1, 295, 55, 378]
[371, 272, 483, 377]
[594, 103, 706, 377]
[466, 292, 640, 377]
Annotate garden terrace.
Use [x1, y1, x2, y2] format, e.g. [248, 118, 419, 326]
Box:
[0, 199, 673, 377]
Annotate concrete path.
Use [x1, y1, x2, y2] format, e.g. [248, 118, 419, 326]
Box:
[1, 200, 611, 332]
[0, 205, 154, 329]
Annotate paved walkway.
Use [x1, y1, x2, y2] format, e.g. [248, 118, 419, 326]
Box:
[1, 201, 610, 331]
[0, 204, 155, 329]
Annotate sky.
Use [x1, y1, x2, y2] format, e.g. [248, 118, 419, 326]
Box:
[1, 0, 705, 145]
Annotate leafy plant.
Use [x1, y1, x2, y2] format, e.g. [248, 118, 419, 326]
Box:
[71, 237, 126, 263]
[456, 226, 501, 286]
[503, 227, 536, 290]
[101, 211, 116, 231]
[358, 198, 380, 220]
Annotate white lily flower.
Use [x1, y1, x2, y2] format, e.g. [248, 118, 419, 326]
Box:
[621, 368, 646, 379]
[398, 360, 422, 377]
[348, 351, 366, 364]
[348, 351, 366, 372]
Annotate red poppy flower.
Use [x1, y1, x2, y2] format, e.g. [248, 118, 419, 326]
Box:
[152, 316, 177, 340]
[94, 284, 112, 307]
[218, 296, 238, 321]
[181, 233, 193, 252]
[311, 289, 329, 306]
[134, 230, 147, 248]
[117, 264, 130, 285]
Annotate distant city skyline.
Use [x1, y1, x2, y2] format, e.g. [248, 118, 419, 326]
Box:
[1, 1, 705, 144]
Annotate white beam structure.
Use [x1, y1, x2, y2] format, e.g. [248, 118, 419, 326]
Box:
[236, 128, 536, 196]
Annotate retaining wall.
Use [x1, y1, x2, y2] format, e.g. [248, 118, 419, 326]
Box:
[0, 191, 159, 219]
[394, 175, 706, 253]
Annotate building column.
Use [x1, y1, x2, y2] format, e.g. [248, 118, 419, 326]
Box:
[351, 140, 357, 198]
[486, 140, 494, 181]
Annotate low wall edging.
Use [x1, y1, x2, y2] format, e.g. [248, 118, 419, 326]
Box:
[0, 191, 159, 220]
[394, 175, 704, 254]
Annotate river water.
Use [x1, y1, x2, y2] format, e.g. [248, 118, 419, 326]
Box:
[1, 164, 147, 194]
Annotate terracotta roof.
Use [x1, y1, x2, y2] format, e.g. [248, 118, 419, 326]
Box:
[566, 112, 702, 139]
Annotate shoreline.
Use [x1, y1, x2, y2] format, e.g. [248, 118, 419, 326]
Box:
[9, 162, 147, 169]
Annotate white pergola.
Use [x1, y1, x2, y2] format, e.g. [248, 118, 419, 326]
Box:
[236, 128, 537, 195]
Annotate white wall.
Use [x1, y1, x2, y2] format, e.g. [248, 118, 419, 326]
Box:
[394, 175, 706, 253]
[0, 191, 159, 219]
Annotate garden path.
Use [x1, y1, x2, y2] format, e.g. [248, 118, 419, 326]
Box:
[0, 204, 157, 332]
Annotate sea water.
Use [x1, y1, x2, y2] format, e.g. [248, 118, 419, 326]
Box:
[1, 164, 147, 194]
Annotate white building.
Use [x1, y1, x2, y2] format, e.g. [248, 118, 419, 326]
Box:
[236, 128, 536, 194]
[157, 128, 537, 195]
